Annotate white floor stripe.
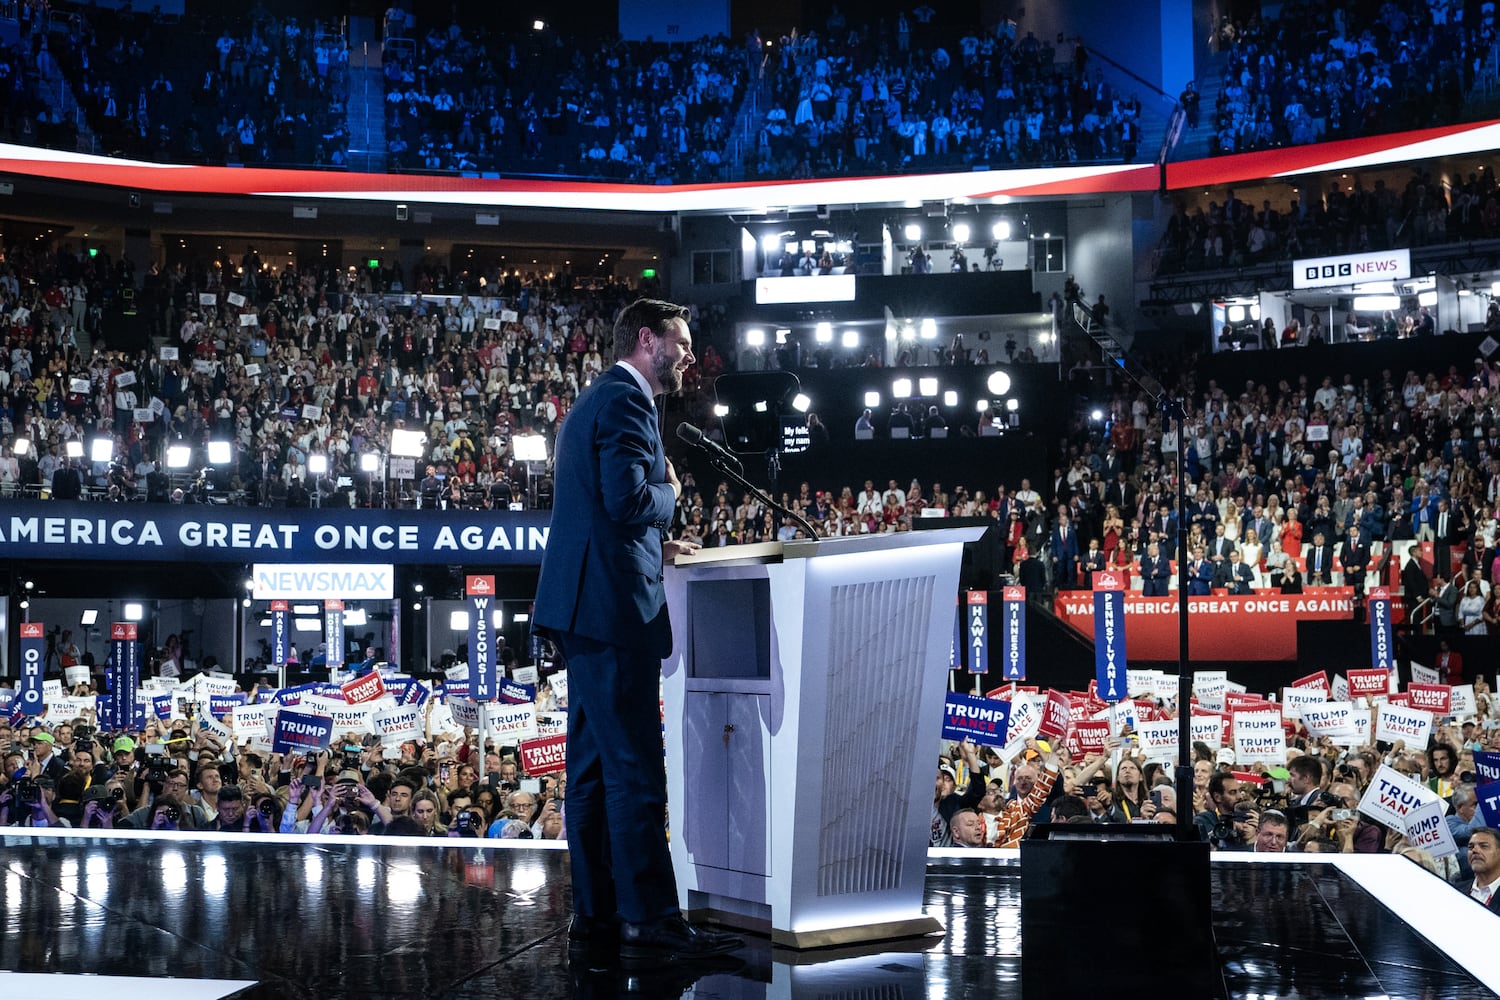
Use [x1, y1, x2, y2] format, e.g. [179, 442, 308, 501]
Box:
[1333, 854, 1500, 993]
[0, 973, 256, 1000]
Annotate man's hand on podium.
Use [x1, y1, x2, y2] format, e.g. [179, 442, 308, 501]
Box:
[664, 538, 702, 561]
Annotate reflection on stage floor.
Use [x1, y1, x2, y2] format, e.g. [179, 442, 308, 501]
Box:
[0, 833, 1494, 1000]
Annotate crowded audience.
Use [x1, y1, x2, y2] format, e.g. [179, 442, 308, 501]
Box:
[0, 237, 733, 506]
[2, 3, 1499, 184]
[1196, 0, 1489, 157]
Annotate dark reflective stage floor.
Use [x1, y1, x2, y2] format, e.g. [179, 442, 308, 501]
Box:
[0, 835, 1493, 1000]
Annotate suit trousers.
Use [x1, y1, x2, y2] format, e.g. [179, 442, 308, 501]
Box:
[555, 631, 679, 924]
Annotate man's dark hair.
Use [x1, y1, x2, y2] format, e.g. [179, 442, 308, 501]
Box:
[1430, 742, 1460, 777]
[1207, 771, 1236, 800]
[1288, 755, 1323, 787]
[1471, 827, 1500, 851]
[383, 816, 426, 837]
[366, 772, 394, 804]
[611, 298, 689, 360]
[390, 777, 420, 799]
[1052, 796, 1091, 822]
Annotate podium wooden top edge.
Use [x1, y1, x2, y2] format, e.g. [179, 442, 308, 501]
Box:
[670, 526, 988, 568]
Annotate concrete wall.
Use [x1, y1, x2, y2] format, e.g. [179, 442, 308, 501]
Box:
[1066, 195, 1136, 336]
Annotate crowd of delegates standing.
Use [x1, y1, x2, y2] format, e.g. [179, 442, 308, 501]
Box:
[0, 695, 567, 839]
[0, 239, 729, 504]
[1159, 168, 1500, 276]
[1192, 0, 1491, 157]
[931, 681, 1500, 887]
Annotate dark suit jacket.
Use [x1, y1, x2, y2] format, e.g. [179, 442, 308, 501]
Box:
[1340, 539, 1371, 575]
[1051, 526, 1080, 566]
[534, 364, 676, 658]
[1306, 543, 1335, 581]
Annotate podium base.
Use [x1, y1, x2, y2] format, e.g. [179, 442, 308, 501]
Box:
[687, 904, 944, 951]
[1021, 829, 1225, 998]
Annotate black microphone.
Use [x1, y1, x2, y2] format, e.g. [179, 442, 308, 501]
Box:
[676, 422, 743, 471]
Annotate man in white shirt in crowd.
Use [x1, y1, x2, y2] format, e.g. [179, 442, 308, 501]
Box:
[1469, 827, 1500, 911]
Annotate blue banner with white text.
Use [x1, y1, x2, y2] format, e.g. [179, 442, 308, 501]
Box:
[1368, 587, 1395, 673]
[1093, 578, 1127, 702]
[271, 602, 291, 665]
[1002, 586, 1026, 681]
[325, 600, 345, 668]
[942, 691, 1010, 746]
[966, 591, 989, 675]
[0, 500, 553, 564]
[18, 622, 45, 717]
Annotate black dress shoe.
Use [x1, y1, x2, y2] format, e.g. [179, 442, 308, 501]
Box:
[568, 913, 620, 957]
[619, 915, 745, 963]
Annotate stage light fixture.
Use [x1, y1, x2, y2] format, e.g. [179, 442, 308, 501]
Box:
[892, 379, 912, 399]
[745, 328, 766, 347]
[951, 222, 971, 243]
[307, 454, 329, 475]
[791, 393, 811, 413]
[919, 319, 937, 340]
[66, 440, 84, 459]
[390, 429, 426, 457]
[166, 445, 192, 468]
[841, 330, 859, 348]
[903, 223, 922, 241]
[918, 378, 938, 397]
[360, 452, 381, 473]
[512, 435, 548, 462]
[864, 391, 881, 408]
[944, 390, 958, 407]
[124, 602, 144, 621]
[90, 438, 114, 463]
[207, 440, 232, 464]
[986, 370, 1012, 395]
[993, 220, 1011, 240]
[815, 322, 833, 343]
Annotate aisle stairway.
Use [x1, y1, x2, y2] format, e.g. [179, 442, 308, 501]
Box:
[344, 16, 386, 174]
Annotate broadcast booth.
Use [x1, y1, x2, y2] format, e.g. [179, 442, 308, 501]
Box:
[1211, 248, 1500, 353]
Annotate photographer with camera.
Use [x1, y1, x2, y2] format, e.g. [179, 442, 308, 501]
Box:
[1195, 772, 1259, 850]
[79, 779, 129, 829]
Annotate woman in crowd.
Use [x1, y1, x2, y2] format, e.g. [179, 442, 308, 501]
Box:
[1459, 580, 1487, 636]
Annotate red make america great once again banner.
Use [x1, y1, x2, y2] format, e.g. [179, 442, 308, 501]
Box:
[1051, 588, 1400, 661]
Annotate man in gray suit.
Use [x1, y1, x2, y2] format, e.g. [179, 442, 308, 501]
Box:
[1433, 573, 1460, 631]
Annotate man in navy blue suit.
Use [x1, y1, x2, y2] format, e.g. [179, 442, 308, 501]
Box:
[534, 298, 742, 964]
[1187, 544, 1213, 596]
[1050, 511, 1080, 589]
[1140, 541, 1172, 596]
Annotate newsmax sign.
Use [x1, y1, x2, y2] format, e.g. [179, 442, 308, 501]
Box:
[1292, 248, 1411, 290]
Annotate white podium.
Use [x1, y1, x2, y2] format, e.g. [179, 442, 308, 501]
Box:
[662, 528, 983, 948]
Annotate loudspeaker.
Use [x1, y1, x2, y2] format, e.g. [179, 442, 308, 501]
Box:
[1021, 826, 1224, 998]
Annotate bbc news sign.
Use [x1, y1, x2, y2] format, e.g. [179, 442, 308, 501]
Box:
[1292, 248, 1410, 290]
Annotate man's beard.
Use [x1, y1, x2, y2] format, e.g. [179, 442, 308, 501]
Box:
[652, 345, 682, 393]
